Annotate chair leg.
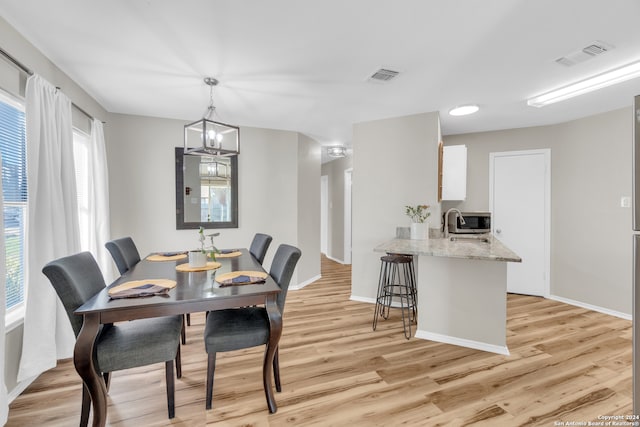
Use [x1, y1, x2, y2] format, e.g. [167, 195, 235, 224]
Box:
[205, 353, 216, 410]
[181, 316, 186, 345]
[273, 347, 281, 392]
[80, 384, 90, 427]
[103, 372, 111, 392]
[175, 344, 182, 379]
[165, 360, 175, 419]
[186, 313, 191, 326]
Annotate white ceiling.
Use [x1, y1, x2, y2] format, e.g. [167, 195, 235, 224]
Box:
[2, 0, 640, 155]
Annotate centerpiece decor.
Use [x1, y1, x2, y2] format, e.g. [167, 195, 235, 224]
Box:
[405, 204, 431, 240]
[189, 227, 220, 267]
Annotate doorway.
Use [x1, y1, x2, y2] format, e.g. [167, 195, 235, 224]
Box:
[490, 149, 550, 297]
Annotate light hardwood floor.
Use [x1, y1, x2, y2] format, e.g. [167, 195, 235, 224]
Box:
[7, 256, 633, 426]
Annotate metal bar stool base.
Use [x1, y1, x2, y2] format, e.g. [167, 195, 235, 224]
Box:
[372, 254, 417, 339]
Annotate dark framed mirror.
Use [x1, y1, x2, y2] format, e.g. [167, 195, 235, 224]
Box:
[175, 147, 238, 229]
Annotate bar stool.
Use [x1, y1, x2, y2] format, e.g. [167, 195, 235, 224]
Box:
[372, 254, 417, 339]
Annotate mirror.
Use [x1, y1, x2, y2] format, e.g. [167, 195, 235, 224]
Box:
[175, 147, 238, 229]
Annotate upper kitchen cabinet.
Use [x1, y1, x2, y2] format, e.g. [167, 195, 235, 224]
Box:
[439, 144, 467, 201]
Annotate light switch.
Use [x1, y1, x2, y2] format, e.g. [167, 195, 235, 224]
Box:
[621, 196, 631, 208]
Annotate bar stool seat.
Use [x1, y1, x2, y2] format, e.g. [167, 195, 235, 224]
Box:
[372, 254, 417, 339]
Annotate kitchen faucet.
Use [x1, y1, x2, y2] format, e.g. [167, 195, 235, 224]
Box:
[443, 208, 465, 238]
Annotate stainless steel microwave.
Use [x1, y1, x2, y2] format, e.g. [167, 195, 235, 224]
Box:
[447, 211, 491, 234]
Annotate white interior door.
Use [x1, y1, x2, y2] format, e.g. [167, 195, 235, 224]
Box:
[490, 149, 550, 297]
[344, 169, 352, 264]
[320, 175, 328, 255]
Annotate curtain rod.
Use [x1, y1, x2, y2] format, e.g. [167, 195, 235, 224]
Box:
[0, 46, 104, 124]
[0, 46, 33, 76]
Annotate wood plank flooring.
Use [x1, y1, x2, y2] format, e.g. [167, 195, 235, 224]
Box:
[7, 256, 633, 426]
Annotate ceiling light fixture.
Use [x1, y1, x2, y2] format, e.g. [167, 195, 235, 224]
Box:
[449, 105, 479, 116]
[527, 59, 640, 107]
[184, 77, 240, 157]
[327, 146, 347, 158]
[199, 157, 230, 182]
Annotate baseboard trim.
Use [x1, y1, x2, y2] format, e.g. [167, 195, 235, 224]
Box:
[8, 375, 36, 403]
[414, 330, 510, 356]
[290, 274, 321, 291]
[549, 294, 631, 321]
[349, 295, 375, 304]
[325, 255, 347, 265]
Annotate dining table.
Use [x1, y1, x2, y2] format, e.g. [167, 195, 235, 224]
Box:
[73, 248, 282, 427]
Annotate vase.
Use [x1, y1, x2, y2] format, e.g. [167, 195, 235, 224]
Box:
[188, 250, 207, 268]
[410, 222, 429, 240]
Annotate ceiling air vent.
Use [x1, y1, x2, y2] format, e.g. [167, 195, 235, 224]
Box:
[368, 68, 400, 82]
[555, 40, 614, 67]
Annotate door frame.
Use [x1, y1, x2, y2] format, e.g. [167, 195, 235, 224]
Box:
[489, 149, 551, 297]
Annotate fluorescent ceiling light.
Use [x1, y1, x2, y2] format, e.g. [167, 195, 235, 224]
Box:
[449, 105, 479, 116]
[527, 59, 640, 107]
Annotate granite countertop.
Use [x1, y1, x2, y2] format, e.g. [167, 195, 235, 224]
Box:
[374, 235, 522, 263]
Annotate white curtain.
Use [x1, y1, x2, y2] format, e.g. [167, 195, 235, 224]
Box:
[0, 154, 8, 426]
[86, 119, 113, 282]
[17, 74, 80, 382]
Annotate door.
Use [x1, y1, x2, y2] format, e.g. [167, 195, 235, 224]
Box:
[320, 175, 328, 255]
[344, 169, 353, 264]
[490, 149, 550, 297]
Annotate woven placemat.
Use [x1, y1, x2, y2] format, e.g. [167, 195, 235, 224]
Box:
[215, 251, 242, 258]
[108, 279, 177, 295]
[147, 253, 187, 261]
[215, 270, 268, 284]
[175, 261, 222, 272]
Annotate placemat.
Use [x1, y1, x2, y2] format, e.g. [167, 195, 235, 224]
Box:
[215, 250, 242, 258]
[215, 270, 268, 287]
[147, 253, 187, 261]
[108, 279, 177, 299]
[175, 261, 222, 272]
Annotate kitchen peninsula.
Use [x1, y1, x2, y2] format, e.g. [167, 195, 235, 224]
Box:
[374, 235, 521, 355]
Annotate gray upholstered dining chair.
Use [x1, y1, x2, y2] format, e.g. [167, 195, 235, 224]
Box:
[249, 233, 273, 265]
[203, 244, 301, 409]
[42, 251, 183, 424]
[105, 236, 141, 275]
[105, 236, 189, 344]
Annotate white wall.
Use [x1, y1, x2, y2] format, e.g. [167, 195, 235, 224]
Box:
[351, 112, 441, 300]
[106, 113, 320, 287]
[296, 134, 322, 284]
[444, 107, 632, 315]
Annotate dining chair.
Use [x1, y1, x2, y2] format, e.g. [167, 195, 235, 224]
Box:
[203, 244, 301, 409]
[105, 236, 141, 275]
[249, 233, 273, 265]
[105, 236, 189, 344]
[42, 251, 183, 424]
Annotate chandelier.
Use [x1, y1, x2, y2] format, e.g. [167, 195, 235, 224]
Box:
[184, 77, 240, 157]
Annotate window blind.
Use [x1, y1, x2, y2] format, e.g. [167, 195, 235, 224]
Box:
[0, 98, 27, 310]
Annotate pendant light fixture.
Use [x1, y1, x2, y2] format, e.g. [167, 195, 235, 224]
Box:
[184, 77, 240, 157]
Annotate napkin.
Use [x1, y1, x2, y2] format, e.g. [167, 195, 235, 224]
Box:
[160, 251, 186, 257]
[219, 249, 239, 254]
[109, 283, 172, 299]
[218, 275, 266, 287]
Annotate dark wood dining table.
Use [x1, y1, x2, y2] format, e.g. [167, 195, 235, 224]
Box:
[73, 249, 282, 427]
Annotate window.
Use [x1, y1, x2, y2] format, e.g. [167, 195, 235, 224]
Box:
[0, 91, 27, 313]
[72, 129, 91, 251]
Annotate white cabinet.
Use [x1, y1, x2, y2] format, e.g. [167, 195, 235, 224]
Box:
[441, 144, 467, 200]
